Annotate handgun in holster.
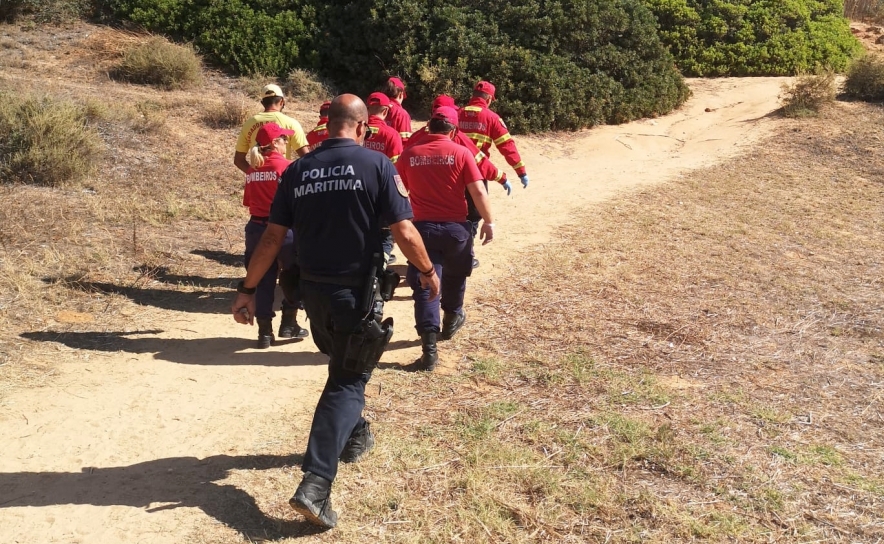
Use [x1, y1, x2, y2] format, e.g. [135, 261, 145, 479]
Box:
[341, 253, 398, 374]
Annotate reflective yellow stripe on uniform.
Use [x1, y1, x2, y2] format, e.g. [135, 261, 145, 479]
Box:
[400, 131, 412, 140]
[493, 169, 504, 183]
[493, 133, 512, 145]
[390, 154, 400, 163]
[473, 151, 483, 164]
[464, 106, 483, 112]
[466, 132, 492, 145]
[315, 123, 327, 131]
[513, 161, 525, 169]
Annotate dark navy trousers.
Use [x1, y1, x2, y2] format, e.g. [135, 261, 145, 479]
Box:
[244, 221, 296, 320]
[406, 221, 473, 333]
[465, 181, 488, 238]
[299, 280, 371, 482]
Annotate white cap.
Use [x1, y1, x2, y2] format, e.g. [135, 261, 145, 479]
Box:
[262, 84, 284, 98]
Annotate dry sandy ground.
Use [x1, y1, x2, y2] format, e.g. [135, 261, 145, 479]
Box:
[0, 77, 788, 543]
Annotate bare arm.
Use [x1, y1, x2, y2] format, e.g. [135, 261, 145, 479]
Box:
[234, 151, 250, 174]
[466, 180, 495, 245]
[294, 145, 310, 157]
[231, 223, 288, 324]
[390, 219, 440, 300]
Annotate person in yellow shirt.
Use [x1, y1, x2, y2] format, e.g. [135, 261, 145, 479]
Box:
[234, 84, 310, 174]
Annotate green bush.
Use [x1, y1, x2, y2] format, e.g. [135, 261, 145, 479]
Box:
[0, 93, 103, 187]
[112, 37, 203, 90]
[780, 72, 837, 117]
[104, 0, 314, 77]
[644, 0, 863, 76]
[313, 0, 690, 132]
[844, 54, 884, 100]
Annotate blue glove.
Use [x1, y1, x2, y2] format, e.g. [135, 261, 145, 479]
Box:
[519, 174, 529, 188]
[502, 180, 512, 195]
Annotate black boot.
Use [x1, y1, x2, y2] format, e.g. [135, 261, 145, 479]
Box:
[256, 318, 274, 349]
[289, 471, 338, 529]
[411, 331, 438, 371]
[340, 421, 375, 463]
[278, 307, 308, 339]
[441, 310, 466, 341]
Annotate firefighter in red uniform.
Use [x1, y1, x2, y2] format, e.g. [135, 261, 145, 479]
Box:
[364, 92, 404, 163]
[243, 122, 308, 348]
[397, 106, 495, 371]
[382, 77, 412, 143]
[408, 95, 510, 194]
[306, 100, 331, 151]
[459, 81, 529, 190]
[364, 92, 405, 264]
[409, 95, 511, 269]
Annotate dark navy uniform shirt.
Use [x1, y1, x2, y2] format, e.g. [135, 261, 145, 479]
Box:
[269, 138, 413, 278]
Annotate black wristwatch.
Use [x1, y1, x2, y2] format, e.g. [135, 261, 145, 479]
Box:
[236, 280, 256, 295]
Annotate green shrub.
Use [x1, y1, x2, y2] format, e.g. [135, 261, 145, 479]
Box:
[844, 54, 884, 100]
[644, 0, 863, 76]
[105, 0, 314, 77]
[112, 37, 202, 90]
[313, 0, 690, 132]
[0, 92, 103, 187]
[780, 72, 837, 117]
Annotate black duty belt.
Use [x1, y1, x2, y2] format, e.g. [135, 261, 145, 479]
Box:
[250, 215, 269, 223]
[300, 271, 364, 288]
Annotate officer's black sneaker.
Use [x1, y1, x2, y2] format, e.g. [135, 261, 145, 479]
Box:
[340, 421, 375, 463]
[472, 258, 480, 269]
[256, 318, 274, 349]
[278, 308, 308, 339]
[440, 310, 466, 341]
[289, 472, 338, 529]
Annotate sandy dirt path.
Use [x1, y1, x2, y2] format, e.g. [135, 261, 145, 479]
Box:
[0, 77, 788, 543]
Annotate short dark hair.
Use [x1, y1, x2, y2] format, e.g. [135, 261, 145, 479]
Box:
[261, 95, 284, 109]
[381, 80, 403, 100]
[428, 118, 456, 134]
[472, 90, 492, 101]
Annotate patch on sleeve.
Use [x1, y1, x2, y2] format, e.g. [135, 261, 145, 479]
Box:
[394, 174, 409, 198]
[499, 118, 508, 130]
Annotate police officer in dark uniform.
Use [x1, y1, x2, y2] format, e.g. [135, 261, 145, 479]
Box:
[231, 94, 439, 529]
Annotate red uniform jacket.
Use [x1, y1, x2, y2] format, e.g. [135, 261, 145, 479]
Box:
[243, 151, 292, 217]
[458, 97, 526, 177]
[306, 117, 328, 151]
[385, 101, 412, 142]
[406, 126, 507, 185]
[365, 115, 404, 163]
[397, 134, 483, 223]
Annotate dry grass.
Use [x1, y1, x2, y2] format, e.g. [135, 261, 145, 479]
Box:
[780, 72, 837, 117]
[184, 103, 884, 542]
[284, 68, 335, 102]
[845, 53, 884, 100]
[202, 93, 255, 129]
[112, 36, 203, 90]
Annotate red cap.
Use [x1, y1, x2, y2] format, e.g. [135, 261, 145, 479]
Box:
[367, 92, 391, 107]
[256, 122, 295, 146]
[432, 106, 459, 125]
[432, 95, 456, 110]
[474, 80, 496, 99]
[388, 76, 407, 99]
[319, 100, 331, 114]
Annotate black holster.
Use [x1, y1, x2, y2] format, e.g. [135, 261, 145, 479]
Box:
[342, 316, 394, 374]
[340, 252, 396, 374]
